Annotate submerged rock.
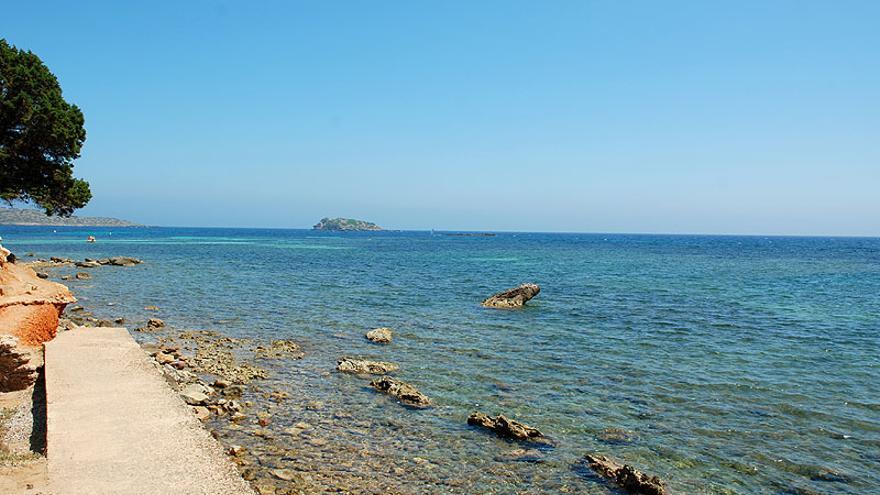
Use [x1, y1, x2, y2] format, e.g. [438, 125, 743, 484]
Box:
[254, 339, 304, 359]
[365, 327, 393, 343]
[495, 447, 545, 463]
[467, 412, 552, 445]
[598, 427, 638, 445]
[337, 357, 399, 375]
[180, 332, 268, 384]
[147, 317, 165, 329]
[481, 283, 540, 308]
[583, 453, 667, 495]
[271, 468, 299, 482]
[369, 376, 430, 408]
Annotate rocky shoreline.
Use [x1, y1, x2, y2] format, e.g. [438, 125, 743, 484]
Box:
[3, 251, 675, 494]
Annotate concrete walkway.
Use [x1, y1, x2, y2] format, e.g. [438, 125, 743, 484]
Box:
[44, 327, 253, 495]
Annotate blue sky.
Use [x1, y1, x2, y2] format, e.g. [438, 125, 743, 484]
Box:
[3, 1, 878, 234]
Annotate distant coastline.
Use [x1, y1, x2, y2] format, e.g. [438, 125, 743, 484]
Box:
[0, 207, 140, 227]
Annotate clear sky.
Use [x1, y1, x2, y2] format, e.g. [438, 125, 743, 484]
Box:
[3, 1, 878, 234]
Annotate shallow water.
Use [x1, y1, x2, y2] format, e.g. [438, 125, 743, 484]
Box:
[4, 227, 879, 494]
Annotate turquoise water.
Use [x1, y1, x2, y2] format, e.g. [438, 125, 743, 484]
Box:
[3, 227, 879, 494]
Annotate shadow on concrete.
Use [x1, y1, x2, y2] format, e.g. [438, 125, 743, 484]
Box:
[29, 367, 47, 454]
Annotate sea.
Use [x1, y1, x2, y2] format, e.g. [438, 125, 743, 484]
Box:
[2, 226, 878, 494]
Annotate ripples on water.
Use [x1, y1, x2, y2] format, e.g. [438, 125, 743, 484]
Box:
[4, 227, 879, 494]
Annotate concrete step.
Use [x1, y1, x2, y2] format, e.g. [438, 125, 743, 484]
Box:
[44, 327, 253, 494]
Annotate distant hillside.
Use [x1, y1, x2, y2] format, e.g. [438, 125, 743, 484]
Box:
[313, 217, 382, 231]
[0, 208, 140, 227]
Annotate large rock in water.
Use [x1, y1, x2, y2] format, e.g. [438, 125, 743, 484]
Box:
[369, 376, 430, 408]
[0, 244, 76, 391]
[467, 412, 553, 445]
[337, 357, 398, 375]
[481, 283, 540, 308]
[583, 454, 667, 495]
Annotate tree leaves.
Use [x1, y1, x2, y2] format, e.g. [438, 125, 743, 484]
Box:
[0, 39, 91, 216]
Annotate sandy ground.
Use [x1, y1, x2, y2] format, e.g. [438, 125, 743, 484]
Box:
[0, 384, 49, 494]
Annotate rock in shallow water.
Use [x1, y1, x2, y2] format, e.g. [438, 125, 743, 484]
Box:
[495, 447, 545, 463]
[180, 383, 210, 405]
[369, 376, 430, 408]
[337, 357, 398, 375]
[254, 339, 304, 359]
[104, 256, 142, 267]
[365, 327, 393, 343]
[583, 453, 667, 495]
[481, 283, 540, 308]
[191, 405, 211, 421]
[467, 412, 553, 445]
[598, 427, 638, 445]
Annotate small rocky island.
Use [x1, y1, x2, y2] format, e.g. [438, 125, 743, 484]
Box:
[312, 217, 382, 231]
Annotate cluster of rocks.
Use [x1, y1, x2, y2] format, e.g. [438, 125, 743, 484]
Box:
[344, 286, 668, 494]
[142, 342, 249, 424]
[178, 330, 269, 384]
[28, 255, 143, 280]
[59, 305, 126, 330]
[354, 328, 437, 410]
[135, 327, 335, 494]
[41, 256, 143, 267]
[137, 326, 311, 434]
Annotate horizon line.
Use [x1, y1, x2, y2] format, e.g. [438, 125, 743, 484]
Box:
[3, 223, 878, 239]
